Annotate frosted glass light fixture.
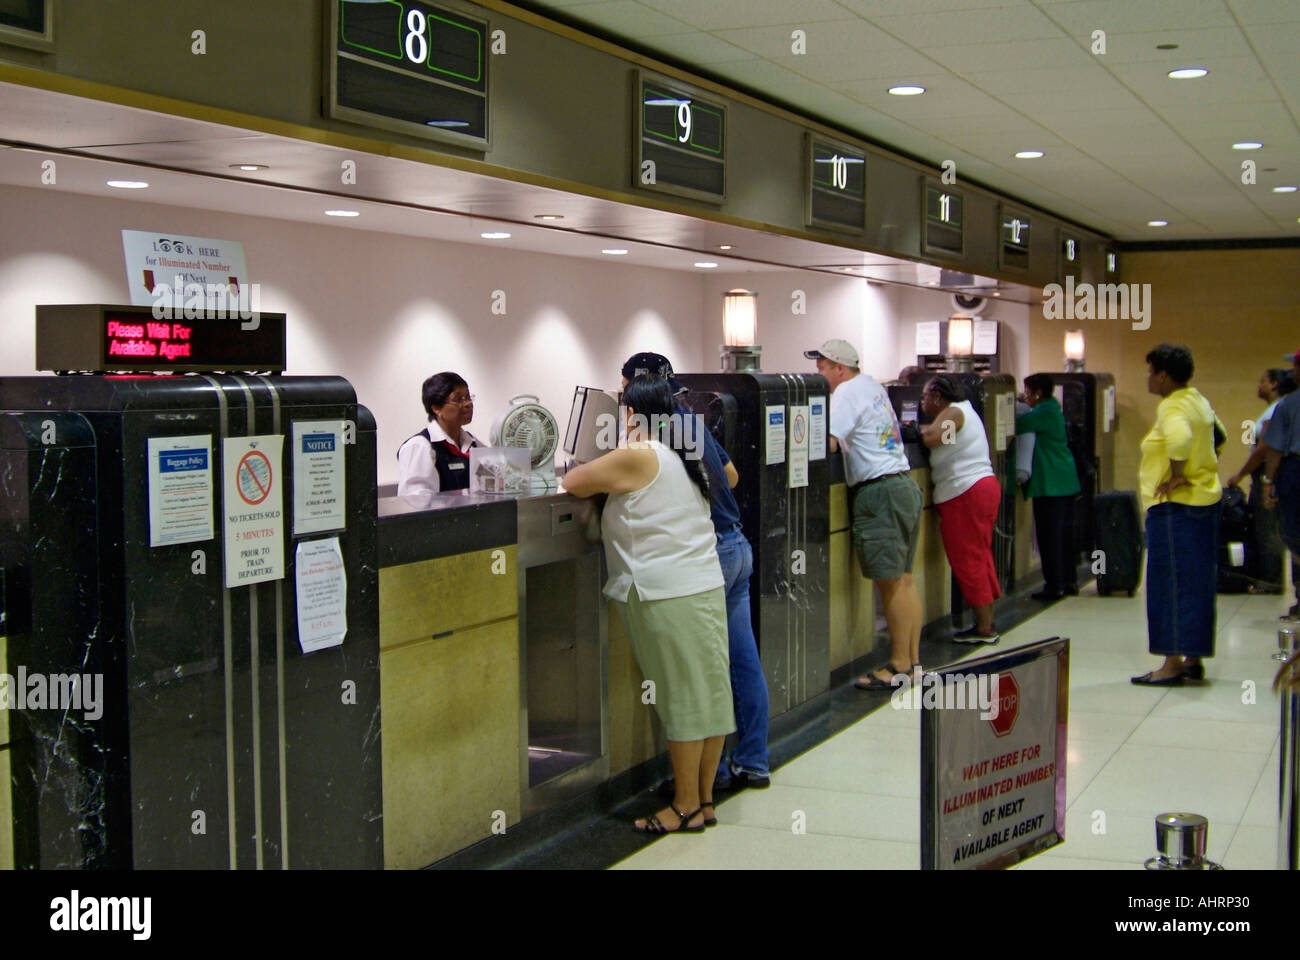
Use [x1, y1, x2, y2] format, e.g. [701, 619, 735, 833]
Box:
[947, 314, 974, 373]
[1065, 329, 1086, 372]
[721, 289, 761, 372]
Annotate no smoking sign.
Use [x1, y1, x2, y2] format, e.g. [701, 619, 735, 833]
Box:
[222, 435, 285, 588]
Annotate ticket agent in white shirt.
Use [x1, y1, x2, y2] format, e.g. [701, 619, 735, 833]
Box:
[396, 372, 480, 497]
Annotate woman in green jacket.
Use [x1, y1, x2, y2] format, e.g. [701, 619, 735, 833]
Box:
[1016, 373, 1082, 600]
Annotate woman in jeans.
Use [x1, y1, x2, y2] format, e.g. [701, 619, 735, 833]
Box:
[1132, 344, 1225, 686]
[563, 375, 735, 832]
[921, 376, 1003, 642]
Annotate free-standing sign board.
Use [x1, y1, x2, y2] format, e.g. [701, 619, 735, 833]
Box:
[921, 637, 1068, 869]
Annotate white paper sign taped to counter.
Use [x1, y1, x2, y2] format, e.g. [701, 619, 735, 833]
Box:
[765, 405, 786, 465]
[222, 434, 285, 587]
[295, 537, 348, 654]
[147, 434, 214, 547]
[292, 420, 346, 536]
[809, 395, 827, 461]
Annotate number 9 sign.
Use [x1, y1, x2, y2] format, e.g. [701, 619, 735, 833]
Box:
[677, 101, 692, 143]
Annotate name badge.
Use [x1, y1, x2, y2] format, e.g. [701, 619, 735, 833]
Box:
[448, 462, 465, 471]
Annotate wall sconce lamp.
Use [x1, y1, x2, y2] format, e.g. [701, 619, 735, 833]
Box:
[1065, 329, 1086, 372]
[721, 289, 761, 372]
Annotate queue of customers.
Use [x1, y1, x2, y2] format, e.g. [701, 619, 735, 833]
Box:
[392, 339, 1300, 831]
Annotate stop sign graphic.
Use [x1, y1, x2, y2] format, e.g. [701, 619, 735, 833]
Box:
[989, 672, 1019, 738]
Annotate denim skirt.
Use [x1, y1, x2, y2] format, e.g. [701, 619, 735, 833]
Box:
[1145, 502, 1219, 657]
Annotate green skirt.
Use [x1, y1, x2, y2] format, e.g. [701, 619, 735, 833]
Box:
[613, 586, 736, 741]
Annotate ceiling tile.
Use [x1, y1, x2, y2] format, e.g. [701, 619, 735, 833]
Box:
[1090, 26, 1256, 64]
[1039, 0, 1236, 34]
[1158, 101, 1296, 139]
[1106, 57, 1280, 105]
[962, 64, 1132, 97]
[652, 33, 758, 64]
[782, 47, 946, 83]
[835, 0, 1026, 14]
[868, 6, 1064, 45]
[926, 37, 1095, 72]
[636, 0, 852, 30]
[1226, 0, 1300, 24]
[550, 0, 695, 38]
[712, 18, 905, 57]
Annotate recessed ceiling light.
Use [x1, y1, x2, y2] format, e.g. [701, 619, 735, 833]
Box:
[480, 232, 511, 239]
[1272, 185, 1298, 193]
[888, 85, 926, 96]
[1148, 220, 1168, 227]
[325, 209, 359, 217]
[841, 267, 856, 273]
[1168, 67, 1208, 79]
[718, 244, 733, 251]
[1015, 150, 1044, 159]
[992, 291, 1001, 297]
[1156, 42, 1179, 50]
[601, 249, 628, 256]
[534, 214, 564, 220]
[106, 180, 148, 189]
[230, 164, 267, 171]
[1233, 141, 1263, 150]
[694, 261, 719, 269]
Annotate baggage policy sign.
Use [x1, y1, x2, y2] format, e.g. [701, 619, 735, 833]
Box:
[223, 435, 285, 588]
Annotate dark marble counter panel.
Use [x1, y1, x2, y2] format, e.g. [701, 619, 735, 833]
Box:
[378, 493, 517, 567]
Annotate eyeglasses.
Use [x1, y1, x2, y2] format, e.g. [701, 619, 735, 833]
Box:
[447, 394, 475, 405]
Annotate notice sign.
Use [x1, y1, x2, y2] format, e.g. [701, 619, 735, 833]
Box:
[916, 321, 941, 356]
[295, 538, 347, 654]
[809, 395, 827, 461]
[147, 434, 214, 547]
[765, 405, 786, 466]
[292, 421, 346, 536]
[222, 435, 285, 588]
[921, 637, 1068, 869]
[122, 230, 249, 308]
[788, 405, 809, 489]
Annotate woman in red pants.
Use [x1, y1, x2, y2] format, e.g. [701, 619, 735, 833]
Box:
[921, 376, 1003, 643]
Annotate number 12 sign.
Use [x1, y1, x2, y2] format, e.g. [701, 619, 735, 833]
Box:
[327, 0, 490, 148]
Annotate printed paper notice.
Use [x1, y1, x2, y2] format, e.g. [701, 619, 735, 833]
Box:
[809, 395, 827, 461]
[222, 434, 285, 588]
[765, 405, 786, 466]
[292, 420, 345, 536]
[916, 321, 941, 356]
[788, 405, 810, 489]
[122, 230, 249, 308]
[147, 435, 214, 547]
[996, 392, 1015, 452]
[295, 538, 347, 654]
[1103, 385, 1116, 433]
[973, 320, 998, 357]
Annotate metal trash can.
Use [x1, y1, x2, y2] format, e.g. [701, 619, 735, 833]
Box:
[1143, 813, 1223, 870]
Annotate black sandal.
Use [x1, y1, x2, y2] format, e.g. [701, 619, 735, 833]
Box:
[854, 661, 911, 691]
[635, 802, 705, 834]
[701, 802, 717, 827]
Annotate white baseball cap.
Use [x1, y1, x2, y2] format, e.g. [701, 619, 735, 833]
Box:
[804, 338, 860, 368]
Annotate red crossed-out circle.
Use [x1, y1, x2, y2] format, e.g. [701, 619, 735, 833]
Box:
[236, 450, 273, 505]
[793, 412, 807, 445]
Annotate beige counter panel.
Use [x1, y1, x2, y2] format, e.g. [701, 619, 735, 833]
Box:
[829, 530, 875, 671]
[379, 546, 518, 648]
[1014, 493, 1038, 583]
[379, 618, 520, 869]
[0, 748, 10, 871]
[606, 603, 663, 777]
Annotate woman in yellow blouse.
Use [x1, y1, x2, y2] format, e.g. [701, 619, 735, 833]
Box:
[1133, 344, 1225, 686]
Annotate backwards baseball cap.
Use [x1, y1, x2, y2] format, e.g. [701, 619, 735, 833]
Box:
[803, 338, 860, 368]
[622, 352, 685, 393]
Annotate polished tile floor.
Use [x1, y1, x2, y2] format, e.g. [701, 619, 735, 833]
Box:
[611, 587, 1294, 870]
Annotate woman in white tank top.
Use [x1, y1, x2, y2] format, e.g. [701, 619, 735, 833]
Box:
[562, 376, 735, 834]
[921, 376, 1003, 642]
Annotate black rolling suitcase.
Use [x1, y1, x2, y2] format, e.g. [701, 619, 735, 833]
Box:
[1095, 490, 1143, 596]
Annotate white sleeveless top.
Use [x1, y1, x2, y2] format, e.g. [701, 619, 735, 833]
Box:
[600, 441, 725, 602]
[928, 400, 995, 504]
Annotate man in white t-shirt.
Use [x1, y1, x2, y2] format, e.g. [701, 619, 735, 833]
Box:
[805, 339, 924, 691]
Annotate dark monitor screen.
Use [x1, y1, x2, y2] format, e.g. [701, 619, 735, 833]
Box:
[563, 387, 586, 455]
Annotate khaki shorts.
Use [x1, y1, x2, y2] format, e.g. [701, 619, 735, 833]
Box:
[851, 472, 923, 580]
